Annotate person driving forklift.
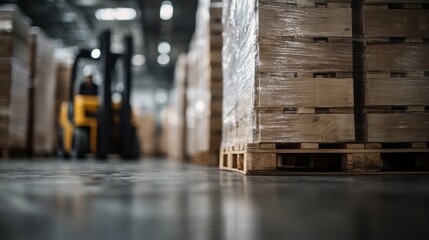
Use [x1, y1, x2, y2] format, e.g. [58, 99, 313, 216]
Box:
[78, 74, 98, 96]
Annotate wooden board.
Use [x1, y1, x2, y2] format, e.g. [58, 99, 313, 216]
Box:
[367, 113, 429, 142]
[366, 74, 429, 106]
[258, 37, 353, 72]
[363, 0, 429, 4]
[258, 77, 354, 108]
[363, 9, 429, 38]
[257, 113, 355, 143]
[366, 43, 429, 71]
[259, 3, 352, 37]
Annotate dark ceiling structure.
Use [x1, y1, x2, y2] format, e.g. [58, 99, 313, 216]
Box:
[0, 0, 198, 89]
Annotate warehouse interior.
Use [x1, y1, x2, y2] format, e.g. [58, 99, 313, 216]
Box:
[1, 0, 429, 239]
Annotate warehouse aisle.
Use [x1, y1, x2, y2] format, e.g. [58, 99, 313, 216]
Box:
[0, 160, 429, 240]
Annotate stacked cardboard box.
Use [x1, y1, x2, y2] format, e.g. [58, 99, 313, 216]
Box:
[167, 54, 188, 160]
[136, 111, 157, 157]
[55, 63, 71, 124]
[186, 0, 223, 165]
[30, 28, 57, 154]
[355, 0, 429, 143]
[0, 6, 30, 155]
[52, 63, 71, 152]
[221, 0, 354, 149]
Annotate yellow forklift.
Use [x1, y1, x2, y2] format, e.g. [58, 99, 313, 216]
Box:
[58, 30, 140, 160]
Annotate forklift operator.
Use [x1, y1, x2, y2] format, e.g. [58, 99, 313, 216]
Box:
[78, 74, 98, 96]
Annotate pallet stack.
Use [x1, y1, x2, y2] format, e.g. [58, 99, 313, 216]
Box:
[220, 0, 356, 173]
[136, 111, 157, 157]
[55, 63, 71, 125]
[355, 0, 429, 143]
[167, 54, 188, 160]
[30, 28, 57, 155]
[349, 0, 429, 171]
[186, 0, 223, 166]
[52, 63, 71, 152]
[0, 6, 31, 157]
[220, 0, 429, 174]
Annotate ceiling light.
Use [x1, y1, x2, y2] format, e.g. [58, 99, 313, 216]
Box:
[157, 41, 171, 54]
[160, 1, 173, 20]
[157, 54, 170, 65]
[91, 48, 101, 59]
[115, 8, 137, 20]
[95, 8, 137, 21]
[155, 89, 168, 104]
[132, 54, 145, 66]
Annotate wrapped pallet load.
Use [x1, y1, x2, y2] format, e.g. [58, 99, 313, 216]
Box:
[220, 0, 355, 173]
[220, 0, 429, 174]
[186, 0, 223, 166]
[0, 5, 31, 157]
[30, 27, 57, 155]
[167, 54, 188, 160]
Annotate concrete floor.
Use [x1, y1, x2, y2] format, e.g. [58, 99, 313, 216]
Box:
[0, 160, 429, 240]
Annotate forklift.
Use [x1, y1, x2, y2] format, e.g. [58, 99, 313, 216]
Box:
[58, 30, 140, 160]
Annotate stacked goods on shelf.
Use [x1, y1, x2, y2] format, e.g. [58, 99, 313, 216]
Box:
[0, 6, 30, 156]
[136, 111, 157, 157]
[354, 0, 429, 143]
[52, 63, 71, 152]
[159, 107, 171, 157]
[220, 0, 355, 173]
[30, 28, 57, 155]
[167, 54, 188, 160]
[55, 63, 71, 126]
[186, 0, 223, 166]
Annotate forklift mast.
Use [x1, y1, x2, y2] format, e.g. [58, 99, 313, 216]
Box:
[97, 30, 112, 159]
[121, 35, 133, 158]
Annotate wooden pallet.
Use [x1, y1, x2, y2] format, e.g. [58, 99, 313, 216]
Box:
[220, 142, 429, 174]
[192, 150, 219, 166]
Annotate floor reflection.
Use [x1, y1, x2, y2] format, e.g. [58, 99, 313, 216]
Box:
[0, 160, 429, 240]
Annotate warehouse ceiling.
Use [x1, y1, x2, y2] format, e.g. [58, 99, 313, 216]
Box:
[0, 0, 198, 91]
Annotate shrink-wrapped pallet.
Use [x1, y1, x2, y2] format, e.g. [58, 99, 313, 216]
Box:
[221, 0, 355, 148]
[136, 111, 157, 157]
[167, 54, 188, 160]
[30, 28, 57, 154]
[186, 0, 223, 165]
[0, 6, 30, 154]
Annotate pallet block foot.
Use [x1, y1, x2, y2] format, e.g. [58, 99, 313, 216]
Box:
[342, 153, 381, 172]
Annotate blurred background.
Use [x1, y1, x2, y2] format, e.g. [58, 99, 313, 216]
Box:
[6, 0, 198, 105]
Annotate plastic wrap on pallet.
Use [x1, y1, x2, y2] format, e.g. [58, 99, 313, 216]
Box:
[0, 5, 31, 152]
[30, 28, 57, 154]
[0, 5, 31, 64]
[221, 0, 354, 148]
[0, 58, 30, 150]
[136, 111, 157, 156]
[167, 54, 188, 160]
[186, 0, 223, 158]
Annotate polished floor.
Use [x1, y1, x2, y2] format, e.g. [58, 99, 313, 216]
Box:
[0, 159, 429, 240]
